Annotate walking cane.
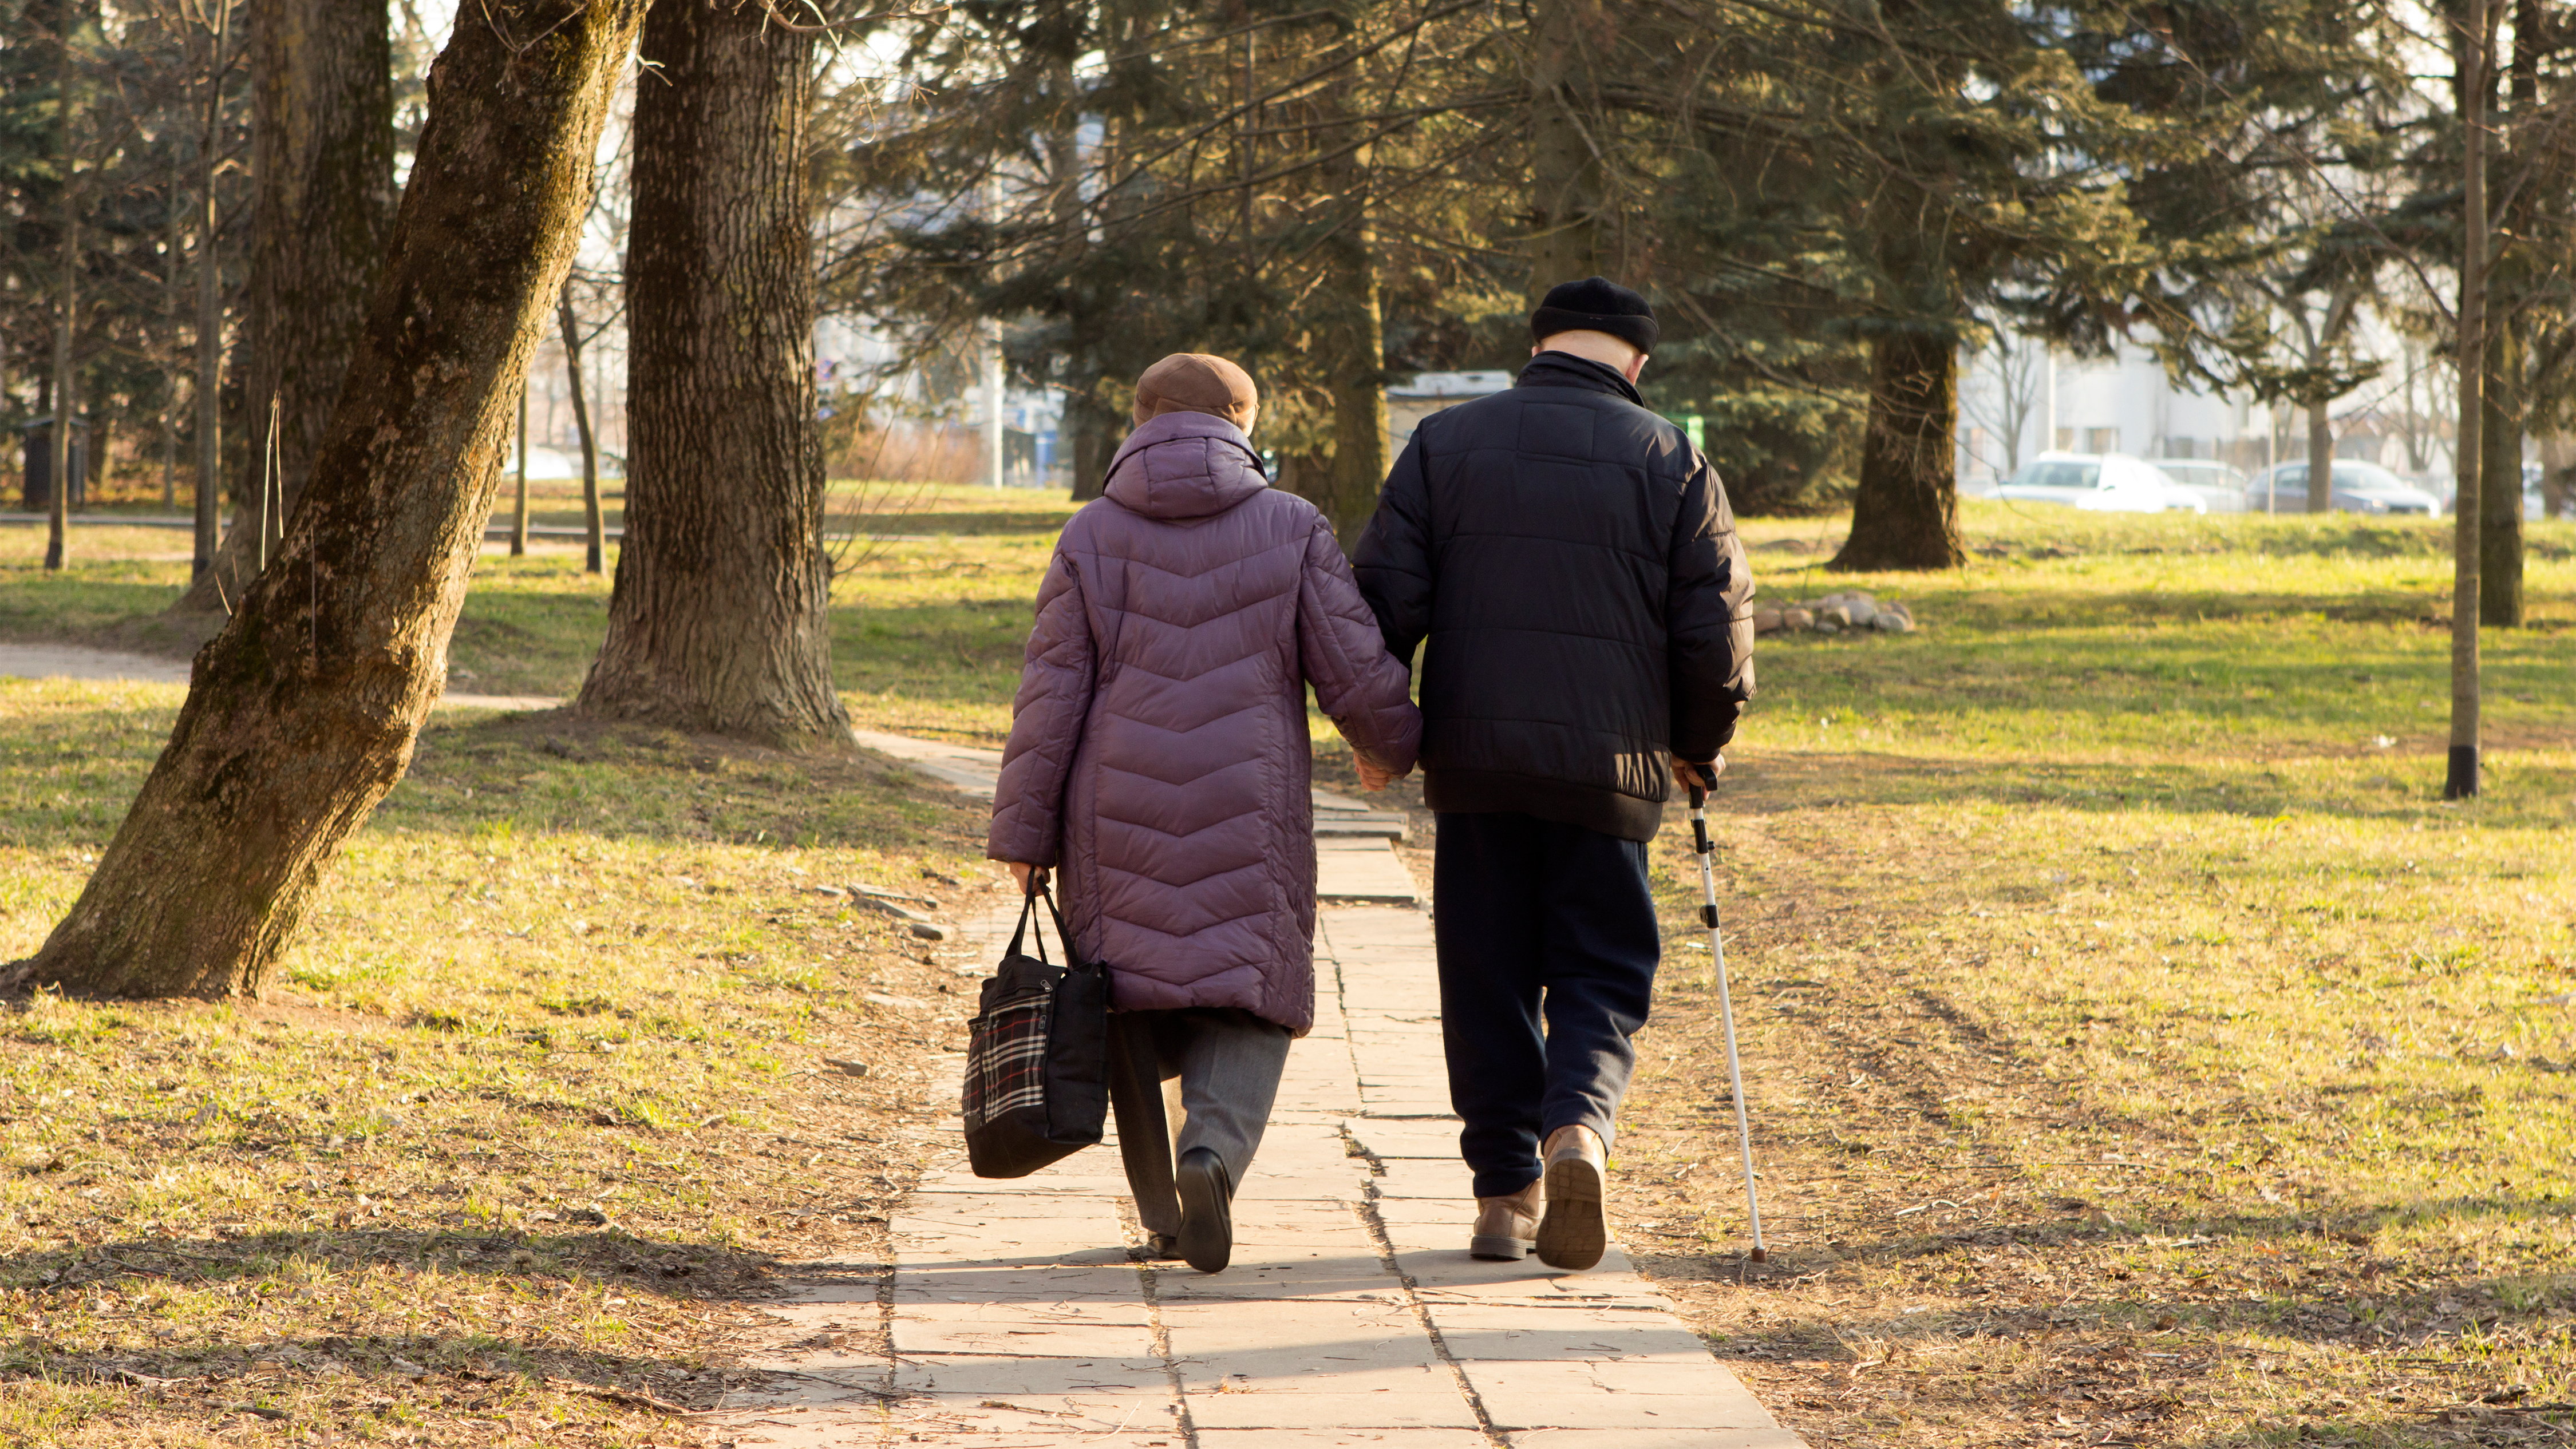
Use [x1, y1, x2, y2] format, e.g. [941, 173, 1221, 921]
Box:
[1687, 769, 1766, 1262]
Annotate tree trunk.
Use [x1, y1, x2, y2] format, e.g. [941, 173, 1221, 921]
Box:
[1312, 70, 1388, 552]
[1831, 329, 1965, 571]
[1526, 0, 1603, 299]
[191, 0, 229, 581]
[511, 381, 530, 556]
[574, 0, 851, 752]
[46, 207, 74, 573]
[92, 414, 114, 503]
[2446, 0, 2490, 801]
[2304, 398, 2333, 513]
[4, 0, 649, 1001]
[176, 0, 394, 612]
[560, 286, 603, 575]
[2541, 431, 2574, 520]
[2479, 311, 2522, 626]
[1066, 390, 1119, 502]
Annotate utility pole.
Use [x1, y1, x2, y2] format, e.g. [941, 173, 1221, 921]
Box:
[2448, 0, 2493, 800]
[985, 321, 1006, 489]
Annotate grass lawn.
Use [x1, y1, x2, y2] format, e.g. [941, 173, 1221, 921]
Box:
[5, 486, 2575, 1445]
[0, 691, 1002, 1444]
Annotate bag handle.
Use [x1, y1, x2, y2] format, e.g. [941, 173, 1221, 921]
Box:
[1003, 877, 1075, 966]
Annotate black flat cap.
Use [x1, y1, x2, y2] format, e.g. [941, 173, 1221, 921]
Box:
[1531, 276, 1659, 354]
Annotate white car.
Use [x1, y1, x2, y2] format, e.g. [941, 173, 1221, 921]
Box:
[1984, 453, 2208, 514]
[2147, 458, 2250, 513]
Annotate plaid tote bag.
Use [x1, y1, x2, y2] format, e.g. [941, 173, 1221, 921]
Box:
[961, 880, 1109, 1178]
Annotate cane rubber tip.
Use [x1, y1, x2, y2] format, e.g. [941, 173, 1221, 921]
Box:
[1749, 1248, 1767, 1263]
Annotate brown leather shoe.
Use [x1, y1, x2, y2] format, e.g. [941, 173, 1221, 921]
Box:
[1534, 1125, 1607, 1270]
[1469, 1179, 1544, 1260]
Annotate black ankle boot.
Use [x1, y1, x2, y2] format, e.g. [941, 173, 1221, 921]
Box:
[1174, 1147, 1234, 1274]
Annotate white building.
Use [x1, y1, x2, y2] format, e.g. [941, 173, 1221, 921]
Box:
[1955, 332, 2458, 487]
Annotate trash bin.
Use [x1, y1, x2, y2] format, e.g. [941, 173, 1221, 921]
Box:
[19, 417, 89, 512]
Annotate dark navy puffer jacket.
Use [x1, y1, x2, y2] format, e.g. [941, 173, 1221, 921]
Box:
[986, 410, 1421, 1034]
[1353, 351, 1754, 841]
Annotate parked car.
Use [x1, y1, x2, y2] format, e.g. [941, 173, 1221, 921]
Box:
[2243, 460, 2442, 516]
[2148, 458, 2250, 513]
[1980, 453, 2208, 513]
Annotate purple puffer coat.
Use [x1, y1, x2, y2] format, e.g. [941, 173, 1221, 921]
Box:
[986, 411, 1421, 1034]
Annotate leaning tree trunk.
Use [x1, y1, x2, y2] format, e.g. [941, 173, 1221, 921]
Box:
[1831, 328, 1966, 571]
[1526, 0, 1604, 299]
[573, 0, 851, 751]
[176, 0, 394, 612]
[2480, 311, 2523, 626]
[5, 0, 648, 1001]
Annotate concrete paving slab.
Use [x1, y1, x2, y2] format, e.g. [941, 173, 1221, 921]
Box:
[1184, 1390, 1480, 1430]
[1195, 1431, 1489, 1449]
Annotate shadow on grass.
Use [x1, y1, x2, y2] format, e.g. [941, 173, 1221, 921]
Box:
[0, 701, 987, 854]
[0, 1229, 816, 1412]
[1717, 750, 2576, 824]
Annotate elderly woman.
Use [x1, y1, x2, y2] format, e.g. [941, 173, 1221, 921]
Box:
[988, 354, 1421, 1273]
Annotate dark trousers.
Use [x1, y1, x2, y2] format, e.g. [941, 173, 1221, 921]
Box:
[1434, 811, 1659, 1199]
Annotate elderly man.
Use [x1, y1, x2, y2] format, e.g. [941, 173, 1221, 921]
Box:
[1352, 277, 1755, 1270]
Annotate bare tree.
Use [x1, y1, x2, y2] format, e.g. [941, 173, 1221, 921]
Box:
[6, 0, 651, 1000]
[559, 283, 605, 574]
[1959, 331, 2042, 478]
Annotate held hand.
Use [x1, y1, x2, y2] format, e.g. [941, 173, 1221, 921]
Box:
[1672, 754, 1725, 790]
[1008, 861, 1046, 894]
[1355, 759, 1397, 793]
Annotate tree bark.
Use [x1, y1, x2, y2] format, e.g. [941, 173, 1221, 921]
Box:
[2479, 311, 2522, 625]
[2304, 399, 2333, 514]
[5, 0, 649, 1000]
[1526, 0, 1603, 299]
[1831, 329, 1965, 571]
[176, 0, 393, 612]
[559, 286, 604, 575]
[574, 0, 852, 752]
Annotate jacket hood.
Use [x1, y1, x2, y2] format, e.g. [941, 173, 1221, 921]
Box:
[1516, 350, 1645, 407]
[1104, 411, 1269, 521]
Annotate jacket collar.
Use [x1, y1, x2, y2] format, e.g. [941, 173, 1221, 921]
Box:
[1515, 351, 1644, 406]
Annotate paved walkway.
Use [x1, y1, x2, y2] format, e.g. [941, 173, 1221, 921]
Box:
[0, 643, 558, 712]
[712, 916, 1801, 1447]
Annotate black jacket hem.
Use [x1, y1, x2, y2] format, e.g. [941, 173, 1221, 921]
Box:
[1424, 768, 1664, 842]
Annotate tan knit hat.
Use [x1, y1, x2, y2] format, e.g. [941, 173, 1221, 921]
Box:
[1132, 353, 1259, 431]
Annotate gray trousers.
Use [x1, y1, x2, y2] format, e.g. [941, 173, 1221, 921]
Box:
[1105, 1007, 1292, 1237]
